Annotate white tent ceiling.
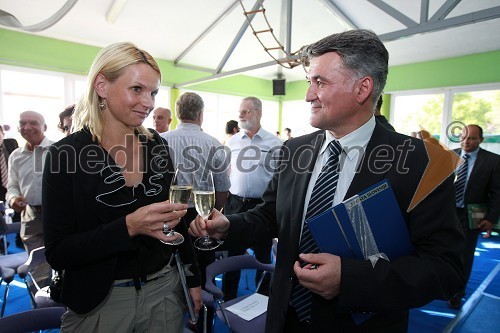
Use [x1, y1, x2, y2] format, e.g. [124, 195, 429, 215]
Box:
[1, 0, 500, 87]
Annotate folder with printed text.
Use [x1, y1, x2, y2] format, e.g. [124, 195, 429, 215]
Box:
[307, 179, 414, 261]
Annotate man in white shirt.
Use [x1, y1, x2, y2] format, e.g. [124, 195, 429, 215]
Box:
[223, 96, 282, 300]
[7, 111, 53, 290]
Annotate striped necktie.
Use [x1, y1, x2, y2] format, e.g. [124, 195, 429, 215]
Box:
[290, 140, 342, 322]
[0, 147, 8, 188]
[455, 154, 469, 207]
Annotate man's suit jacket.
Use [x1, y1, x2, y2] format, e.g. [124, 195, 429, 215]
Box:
[224, 123, 465, 332]
[454, 147, 500, 225]
[0, 138, 19, 201]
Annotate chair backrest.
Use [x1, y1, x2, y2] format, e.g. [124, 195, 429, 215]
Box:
[205, 254, 275, 298]
[17, 246, 47, 279]
[0, 307, 66, 333]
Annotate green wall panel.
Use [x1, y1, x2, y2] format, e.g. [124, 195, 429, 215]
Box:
[386, 50, 500, 91]
[1, 28, 499, 103]
[0, 29, 278, 100]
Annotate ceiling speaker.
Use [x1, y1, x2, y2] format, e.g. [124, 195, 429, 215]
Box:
[273, 79, 286, 96]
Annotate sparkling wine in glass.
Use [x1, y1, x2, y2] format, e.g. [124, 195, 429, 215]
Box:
[193, 170, 222, 250]
[161, 168, 192, 245]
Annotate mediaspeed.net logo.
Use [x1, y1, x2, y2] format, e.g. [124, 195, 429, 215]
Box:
[408, 121, 467, 212]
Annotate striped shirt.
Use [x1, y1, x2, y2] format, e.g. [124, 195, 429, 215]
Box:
[162, 123, 231, 193]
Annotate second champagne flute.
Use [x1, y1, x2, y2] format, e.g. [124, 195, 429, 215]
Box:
[193, 170, 222, 250]
[162, 168, 193, 245]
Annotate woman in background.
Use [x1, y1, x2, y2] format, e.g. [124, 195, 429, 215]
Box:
[43, 42, 201, 332]
[57, 104, 75, 136]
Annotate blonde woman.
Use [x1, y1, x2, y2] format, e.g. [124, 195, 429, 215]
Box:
[43, 42, 201, 332]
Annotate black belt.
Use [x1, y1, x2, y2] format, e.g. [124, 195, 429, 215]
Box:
[113, 278, 158, 288]
[231, 194, 262, 204]
[113, 264, 173, 288]
[30, 205, 42, 212]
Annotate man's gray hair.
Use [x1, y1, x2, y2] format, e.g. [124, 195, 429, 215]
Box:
[302, 29, 389, 103]
[176, 92, 204, 121]
[241, 96, 262, 111]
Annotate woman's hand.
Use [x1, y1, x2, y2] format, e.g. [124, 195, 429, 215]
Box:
[188, 208, 229, 239]
[125, 200, 188, 242]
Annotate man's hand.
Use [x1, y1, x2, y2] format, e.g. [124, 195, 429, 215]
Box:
[293, 253, 341, 300]
[478, 219, 494, 238]
[188, 208, 229, 239]
[10, 196, 27, 213]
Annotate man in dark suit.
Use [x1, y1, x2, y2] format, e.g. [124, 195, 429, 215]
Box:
[190, 29, 465, 333]
[448, 124, 500, 308]
[0, 125, 19, 251]
[374, 96, 395, 131]
[0, 126, 19, 202]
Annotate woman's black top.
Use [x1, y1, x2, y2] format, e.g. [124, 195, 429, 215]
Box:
[42, 128, 200, 314]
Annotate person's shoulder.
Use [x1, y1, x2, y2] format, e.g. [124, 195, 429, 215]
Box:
[479, 147, 500, 160]
[3, 138, 19, 149]
[259, 128, 282, 144]
[284, 130, 324, 150]
[52, 129, 92, 149]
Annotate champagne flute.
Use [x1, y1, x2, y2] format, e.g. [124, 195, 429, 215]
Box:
[161, 168, 193, 245]
[193, 170, 222, 250]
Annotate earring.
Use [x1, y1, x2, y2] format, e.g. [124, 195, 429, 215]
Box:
[99, 101, 106, 111]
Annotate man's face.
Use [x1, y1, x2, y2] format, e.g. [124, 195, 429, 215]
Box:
[461, 125, 483, 153]
[238, 100, 261, 132]
[18, 112, 46, 145]
[152, 108, 171, 132]
[305, 52, 360, 133]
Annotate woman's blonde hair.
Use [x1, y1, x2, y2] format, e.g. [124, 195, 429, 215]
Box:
[73, 42, 161, 142]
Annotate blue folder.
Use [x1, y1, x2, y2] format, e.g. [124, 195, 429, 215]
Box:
[307, 179, 414, 261]
[306, 179, 414, 325]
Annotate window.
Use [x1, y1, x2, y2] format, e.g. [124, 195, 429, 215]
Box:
[449, 88, 500, 154]
[142, 87, 171, 130]
[282, 100, 315, 138]
[389, 84, 500, 154]
[0, 65, 171, 144]
[181, 90, 279, 142]
[1, 68, 67, 143]
[392, 93, 445, 137]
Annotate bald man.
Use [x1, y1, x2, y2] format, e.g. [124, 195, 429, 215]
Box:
[7, 111, 53, 291]
[152, 107, 172, 134]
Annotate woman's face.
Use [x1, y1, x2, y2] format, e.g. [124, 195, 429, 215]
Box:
[62, 116, 72, 136]
[98, 63, 160, 129]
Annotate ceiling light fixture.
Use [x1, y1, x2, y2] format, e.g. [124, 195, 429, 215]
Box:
[106, 0, 128, 24]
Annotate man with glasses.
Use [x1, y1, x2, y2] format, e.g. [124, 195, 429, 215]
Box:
[222, 96, 282, 301]
[7, 111, 53, 291]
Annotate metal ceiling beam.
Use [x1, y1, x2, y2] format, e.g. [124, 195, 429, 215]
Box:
[420, 0, 429, 24]
[379, 6, 500, 42]
[368, 0, 418, 28]
[174, 0, 239, 64]
[0, 0, 78, 32]
[276, 0, 293, 79]
[430, 0, 461, 22]
[283, 0, 293, 54]
[214, 0, 263, 74]
[317, 0, 359, 29]
[174, 0, 500, 87]
[173, 55, 300, 88]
